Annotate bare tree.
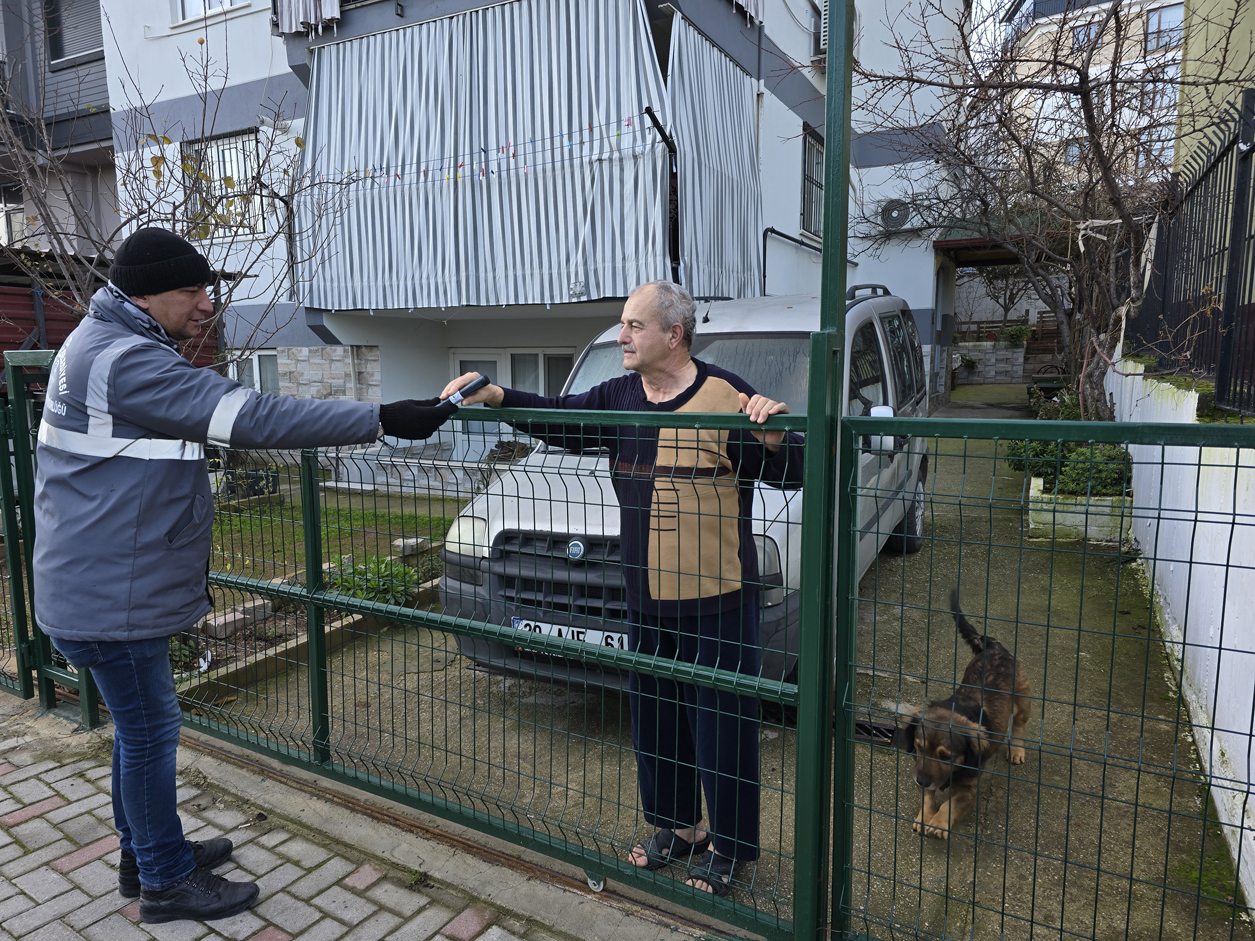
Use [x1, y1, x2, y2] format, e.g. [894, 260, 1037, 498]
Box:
[0, 8, 351, 364]
[852, 0, 1255, 419]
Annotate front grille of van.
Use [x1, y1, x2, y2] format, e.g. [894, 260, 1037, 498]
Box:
[497, 531, 628, 623]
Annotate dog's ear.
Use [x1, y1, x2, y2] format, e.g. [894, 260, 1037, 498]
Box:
[894, 706, 922, 752]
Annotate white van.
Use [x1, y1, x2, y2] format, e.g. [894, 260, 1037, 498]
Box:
[439, 287, 929, 687]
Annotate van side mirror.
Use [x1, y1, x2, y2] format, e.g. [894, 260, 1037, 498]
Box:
[867, 405, 895, 453]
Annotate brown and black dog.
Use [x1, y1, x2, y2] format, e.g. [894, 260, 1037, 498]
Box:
[898, 589, 1032, 840]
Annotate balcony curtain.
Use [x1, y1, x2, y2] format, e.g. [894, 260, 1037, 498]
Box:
[275, 0, 340, 35]
[668, 14, 763, 298]
[299, 0, 671, 311]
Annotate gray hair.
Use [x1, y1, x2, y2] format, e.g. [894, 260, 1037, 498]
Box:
[635, 280, 697, 348]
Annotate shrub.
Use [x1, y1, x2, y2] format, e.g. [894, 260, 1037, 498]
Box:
[328, 556, 419, 607]
[960, 353, 978, 370]
[1054, 443, 1131, 496]
[997, 324, 1032, 345]
[1028, 387, 1081, 421]
[1004, 440, 1131, 496]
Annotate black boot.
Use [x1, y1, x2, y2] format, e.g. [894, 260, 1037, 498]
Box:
[139, 866, 259, 924]
[119, 838, 234, 898]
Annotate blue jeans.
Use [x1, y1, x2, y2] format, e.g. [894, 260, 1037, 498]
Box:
[51, 636, 195, 891]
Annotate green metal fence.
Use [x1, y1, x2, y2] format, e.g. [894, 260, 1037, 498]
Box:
[837, 414, 1255, 941]
[193, 411, 815, 939]
[1, 351, 99, 725]
[7, 367, 1255, 941]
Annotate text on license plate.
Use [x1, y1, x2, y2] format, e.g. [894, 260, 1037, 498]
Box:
[510, 617, 627, 649]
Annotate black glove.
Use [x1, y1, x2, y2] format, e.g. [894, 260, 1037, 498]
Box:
[379, 399, 458, 440]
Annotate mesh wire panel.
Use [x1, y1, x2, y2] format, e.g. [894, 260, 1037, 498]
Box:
[841, 417, 1255, 941]
[191, 413, 806, 937]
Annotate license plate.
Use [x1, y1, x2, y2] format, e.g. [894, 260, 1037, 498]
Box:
[510, 616, 627, 650]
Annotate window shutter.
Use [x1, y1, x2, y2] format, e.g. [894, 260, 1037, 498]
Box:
[48, 0, 104, 60]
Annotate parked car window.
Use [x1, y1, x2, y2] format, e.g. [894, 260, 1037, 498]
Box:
[848, 322, 886, 416]
[880, 314, 917, 405]
[901, 311, 926, 398]
[566, 334, 811, 414]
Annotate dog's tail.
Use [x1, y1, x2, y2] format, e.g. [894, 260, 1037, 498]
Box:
[950, 588, 986, 654]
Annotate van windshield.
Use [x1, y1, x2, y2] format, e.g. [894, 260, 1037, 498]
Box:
[566, 334, 811, 414]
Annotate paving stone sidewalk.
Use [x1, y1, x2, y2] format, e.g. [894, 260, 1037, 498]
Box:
[0, 703, 710, 941]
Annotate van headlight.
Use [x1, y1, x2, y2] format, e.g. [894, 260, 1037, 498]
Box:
[445, 516, 489, 558]
[753, 534, 784, 607]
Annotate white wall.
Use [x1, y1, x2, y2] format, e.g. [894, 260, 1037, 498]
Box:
[1107, 359, 1255, 907]
[845, 234, 937, 310]
[323, 308, 622, 402]
[759, 92, 823, 295]
[101, 2, 287, 110]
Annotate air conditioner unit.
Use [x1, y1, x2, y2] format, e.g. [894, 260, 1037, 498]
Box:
[879, 198, 913, 231]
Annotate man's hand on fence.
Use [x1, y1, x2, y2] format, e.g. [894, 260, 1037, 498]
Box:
[379, 399, 459, 439]
[442, 373, 506, 408]
[739, 393, 788, 450]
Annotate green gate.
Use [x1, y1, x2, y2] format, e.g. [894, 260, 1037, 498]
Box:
[835, 415, 1255, 940]
[0, 350, 99, 726]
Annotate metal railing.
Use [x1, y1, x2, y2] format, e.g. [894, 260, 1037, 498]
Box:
[1133, 88, 1255, 415]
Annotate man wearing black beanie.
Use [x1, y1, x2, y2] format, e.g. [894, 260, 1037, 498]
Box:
[31, 227, 456, 925]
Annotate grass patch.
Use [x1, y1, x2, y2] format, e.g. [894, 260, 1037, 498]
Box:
[1171, 792, 1246, 920]
[212, 500, 461, 587]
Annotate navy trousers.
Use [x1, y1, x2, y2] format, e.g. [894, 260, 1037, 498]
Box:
[628, 602, 761, 862]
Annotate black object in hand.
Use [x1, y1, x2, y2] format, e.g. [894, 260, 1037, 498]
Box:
[447, 375, 490, 406]
[379, 399, 458, 440]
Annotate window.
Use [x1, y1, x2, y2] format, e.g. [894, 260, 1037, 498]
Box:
[1146, 4, 1184, 52]
[45, 0, 104, 62]
[181, 129, 266, 237]
[232, 352, 280, 396]
[452, 349, 576, 398]
[801, 125, 824, 239]
[0, 185, 24, 246]
[180, 0, 231, 19]
[1064, 140, 1082, 164]
[1071, 22, 1101, 52]
[880, 313, 919, 405]
[847, 324, 885, 417]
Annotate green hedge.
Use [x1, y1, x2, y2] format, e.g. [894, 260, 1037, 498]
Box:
[1004, 440, 1131, 496]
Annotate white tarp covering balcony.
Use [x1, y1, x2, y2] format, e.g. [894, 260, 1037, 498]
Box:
[668, 14, 763, 299]
[299, 0, 671, 310]
[275, 0, 340, 35]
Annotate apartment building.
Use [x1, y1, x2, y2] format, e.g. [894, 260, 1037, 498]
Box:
[271, 0, 840, 402]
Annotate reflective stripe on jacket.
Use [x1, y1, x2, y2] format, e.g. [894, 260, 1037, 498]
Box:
[32, 286, 380, 642]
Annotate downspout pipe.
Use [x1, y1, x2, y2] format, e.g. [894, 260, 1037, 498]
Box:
[644, 105, 681, 285]
[762, 227, 823, 295]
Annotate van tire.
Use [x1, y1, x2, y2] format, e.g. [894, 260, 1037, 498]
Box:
[886, 477, 926, 554]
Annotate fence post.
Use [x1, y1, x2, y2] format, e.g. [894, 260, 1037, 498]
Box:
[5, 355, 57, 711]
[300, 448, 331, 765]
[794, 1, 854, 937]
[1214, 88, 1255, 409]
[0, 406, 33, 699]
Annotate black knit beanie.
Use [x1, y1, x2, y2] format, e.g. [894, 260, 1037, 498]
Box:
[109, 228, 213, 297]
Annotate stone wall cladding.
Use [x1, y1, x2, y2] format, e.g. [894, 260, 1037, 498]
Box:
[277, 346, 382, 401]
[954, 343, 1025, 385]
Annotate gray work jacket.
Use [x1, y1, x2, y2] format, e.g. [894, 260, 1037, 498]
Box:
[32, 286, 380, 642]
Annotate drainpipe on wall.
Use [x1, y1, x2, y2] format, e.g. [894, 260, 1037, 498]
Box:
[644, 105, 681, 285]
[348, 345, 359, 402]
